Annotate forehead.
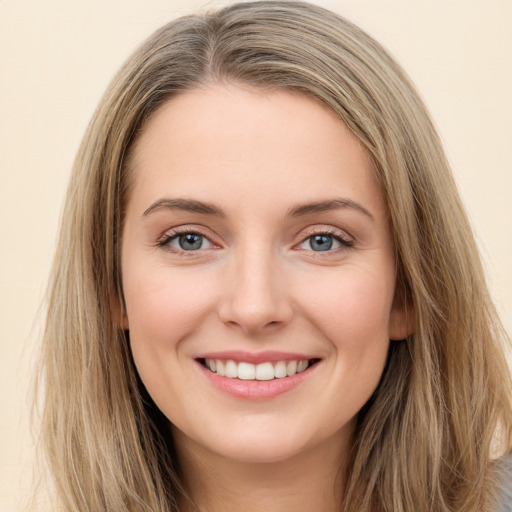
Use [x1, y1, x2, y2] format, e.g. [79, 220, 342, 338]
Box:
[126, 84, 386, 218]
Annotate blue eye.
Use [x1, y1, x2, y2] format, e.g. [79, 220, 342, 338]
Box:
[168, 233, 213, 251]
[299, 233, 351, 252]
[308, 234, 336, 251]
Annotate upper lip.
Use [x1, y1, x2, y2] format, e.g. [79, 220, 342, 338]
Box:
[196, 350, 318, 365]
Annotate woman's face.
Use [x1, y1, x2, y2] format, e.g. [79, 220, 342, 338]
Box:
[121, 84, 408, 464]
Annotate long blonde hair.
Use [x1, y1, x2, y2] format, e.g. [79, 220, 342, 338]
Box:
[37, 1, 512, 510]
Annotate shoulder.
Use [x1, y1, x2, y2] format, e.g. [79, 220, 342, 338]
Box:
[496, 456, 512, 512]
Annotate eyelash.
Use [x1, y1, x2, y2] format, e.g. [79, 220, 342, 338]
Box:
[156, 227, 354, 255]
[297, 227, 354, 253]
[157, 227, 214, 255]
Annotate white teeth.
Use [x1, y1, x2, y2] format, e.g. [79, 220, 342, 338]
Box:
[216, 360, 225, 377]
[238, 362, 256, 380]
[255, 362, 274, 381]
[225, 360, 238, 378]
[297, 360, 308, 373]
[274, 361, 287, 378]
[286, 360, 297, 376]
[204, 358, 312, 380]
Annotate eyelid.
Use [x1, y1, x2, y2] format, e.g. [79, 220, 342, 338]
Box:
[156, 225, 220, 253]
[155, 224, 354, 255]
[293, 226, 354, 251]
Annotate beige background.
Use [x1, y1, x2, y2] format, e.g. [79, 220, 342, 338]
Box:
[1, 0, 511, 510]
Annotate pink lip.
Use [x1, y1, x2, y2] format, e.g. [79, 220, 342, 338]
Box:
[195, 357, 320, 401]
[196, 350, 314, 364]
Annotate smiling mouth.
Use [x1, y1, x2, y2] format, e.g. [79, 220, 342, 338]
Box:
[198, 358, 321, 381]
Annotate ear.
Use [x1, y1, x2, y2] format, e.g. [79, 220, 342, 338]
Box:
[110, 290, 129, 330]
[388, 285, 415, 341]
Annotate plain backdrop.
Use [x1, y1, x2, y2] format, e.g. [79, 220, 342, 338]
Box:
[1, 0, 511, 510]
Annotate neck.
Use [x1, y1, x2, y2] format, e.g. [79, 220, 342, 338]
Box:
[173, 428, 350, 512]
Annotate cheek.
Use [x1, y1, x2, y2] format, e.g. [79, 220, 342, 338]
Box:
[122, 268, 220, 420]
[301, 268, 394, 418]
[123, 267, 218, 351]
[298, 265, 395, 352]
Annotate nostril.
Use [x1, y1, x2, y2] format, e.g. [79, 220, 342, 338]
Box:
[218, 280, 294, 334]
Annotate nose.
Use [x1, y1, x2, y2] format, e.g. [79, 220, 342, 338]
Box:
[218, 247, 294, 336]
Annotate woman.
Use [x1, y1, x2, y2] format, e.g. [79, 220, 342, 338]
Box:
[37, 1, 512, 511]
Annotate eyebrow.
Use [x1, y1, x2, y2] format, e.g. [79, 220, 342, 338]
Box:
[143, 198, 225, 217]
[142, 197, 374, 221]
[287, 198, 374, 220]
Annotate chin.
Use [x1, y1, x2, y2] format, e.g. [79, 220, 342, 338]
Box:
[178, 415, 333, 466]
[213, 435, 309, 464]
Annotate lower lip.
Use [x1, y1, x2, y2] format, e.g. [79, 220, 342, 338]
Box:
[197, 361, 319, 400]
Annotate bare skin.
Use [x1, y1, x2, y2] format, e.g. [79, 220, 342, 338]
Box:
[175, 426, 347, 512]
[121, 84, 410, 511]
